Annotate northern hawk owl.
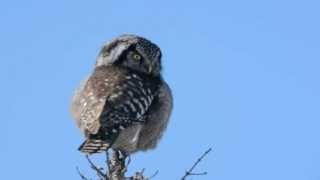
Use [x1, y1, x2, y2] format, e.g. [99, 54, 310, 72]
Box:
[70, 35, 173, 155]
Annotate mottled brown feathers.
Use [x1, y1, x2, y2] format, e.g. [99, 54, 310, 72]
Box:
[70, 35, 172, 154]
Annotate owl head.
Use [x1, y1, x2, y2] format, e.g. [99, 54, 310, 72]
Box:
[96, 34, 162, 76]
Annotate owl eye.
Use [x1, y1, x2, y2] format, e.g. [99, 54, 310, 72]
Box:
[132, 53, 141, 61]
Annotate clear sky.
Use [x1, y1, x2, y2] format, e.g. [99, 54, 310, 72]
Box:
[2, 0, 320, 179]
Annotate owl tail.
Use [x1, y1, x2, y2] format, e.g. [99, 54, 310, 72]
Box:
[78, 138, 110, 154]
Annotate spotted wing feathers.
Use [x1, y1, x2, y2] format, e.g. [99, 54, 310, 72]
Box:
[72, 66, 160, 154]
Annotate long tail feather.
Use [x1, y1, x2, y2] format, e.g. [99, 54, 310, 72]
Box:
[78, 139, 110, 154]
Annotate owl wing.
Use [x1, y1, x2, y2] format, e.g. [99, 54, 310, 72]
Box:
[71, 66, 156, 137]
[98, 72, 157, 135]
[70, 75, 107, 135]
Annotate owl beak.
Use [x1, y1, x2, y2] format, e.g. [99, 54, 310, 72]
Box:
[146, 59, 153, 73]
[148, 66, 153, 74]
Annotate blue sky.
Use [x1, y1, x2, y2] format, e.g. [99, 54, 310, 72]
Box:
[2, 0, 320, 179]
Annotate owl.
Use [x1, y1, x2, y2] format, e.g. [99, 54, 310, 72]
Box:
[70, 35, 173, 155]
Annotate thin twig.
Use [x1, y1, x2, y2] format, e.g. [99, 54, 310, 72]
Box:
[125, 168, 158, 180]
[126, 155, 132, 167]
[80, 147, 212, 180]
[140, 168, 145, 175]
[128, 168, 145, 180]
[106, 151, 111, 173]
[85, 155, 106, 180]
[149, 170, 159, 179]
[76, 166, 91, 180]
[181, 148, 212, 180]
[187, 172, 207, 176]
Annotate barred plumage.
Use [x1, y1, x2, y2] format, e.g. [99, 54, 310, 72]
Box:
[71, 35, 172, 155]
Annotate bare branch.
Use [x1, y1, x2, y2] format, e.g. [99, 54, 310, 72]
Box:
[126, 168, 145, 180]
[149, 170, 159, 179]
[76, 166, 91, 180]
[85, 155, 106, 180]
[108, 150, 127, 180]
[106, 151, 111, 174]
[78, 147, 212, 180]
[181, 148, 212, 180]
[187, 172, 208, 176]
[126, 155, 132, 167]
